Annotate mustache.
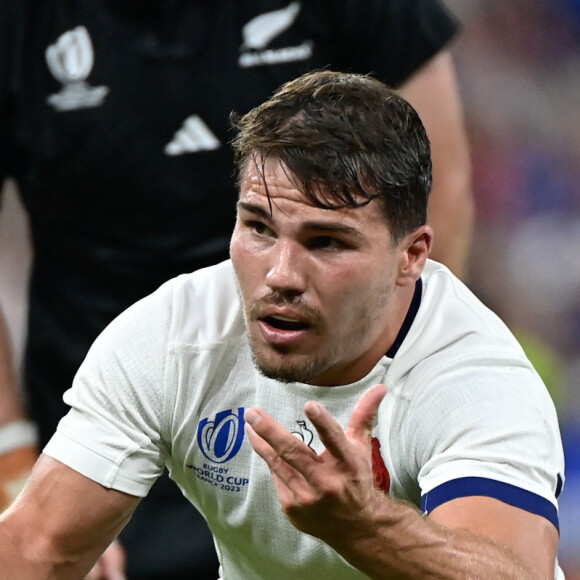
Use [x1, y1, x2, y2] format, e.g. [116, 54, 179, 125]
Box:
[246, 292, 323, 326]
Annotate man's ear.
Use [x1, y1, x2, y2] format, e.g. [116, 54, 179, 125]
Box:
[396, 225, 433, 286]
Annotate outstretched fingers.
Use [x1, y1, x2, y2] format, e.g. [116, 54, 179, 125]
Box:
[346, 383, 388, 439]
[303, 384, 387, 459]
[244, 386, 389, 537]
[244, 408, 321, 485]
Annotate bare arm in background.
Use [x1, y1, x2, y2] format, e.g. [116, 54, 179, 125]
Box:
[0, 298, 127, 579]
[0, 307, 38, 512]
[400, 50, 474, 280]
[0, 180, 38, 509]
[0, 307, 25, 426]
[0, 455, 139, 579]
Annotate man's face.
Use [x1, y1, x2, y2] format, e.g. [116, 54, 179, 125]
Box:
[230, 157, 411, 386]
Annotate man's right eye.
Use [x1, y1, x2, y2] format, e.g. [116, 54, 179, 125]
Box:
[248, 221, 272, 236]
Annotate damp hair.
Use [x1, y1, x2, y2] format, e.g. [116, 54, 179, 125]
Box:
[230, 70, 432, 243]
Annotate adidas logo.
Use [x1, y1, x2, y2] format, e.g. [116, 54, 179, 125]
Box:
[165, 115, 221, 156]
[239, 2, 312, 68]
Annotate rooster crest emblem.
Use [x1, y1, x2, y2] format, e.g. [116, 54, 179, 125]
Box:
[291, 419, 314, 450]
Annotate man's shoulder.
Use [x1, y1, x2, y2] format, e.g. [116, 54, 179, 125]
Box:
[156, 259, 245, 346]
[165, 258, 235, 287]
[420, 260, 516, 343]
[392, 260, 529, 373]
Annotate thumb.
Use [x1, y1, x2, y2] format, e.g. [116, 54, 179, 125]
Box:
[346, 384, 387, 440]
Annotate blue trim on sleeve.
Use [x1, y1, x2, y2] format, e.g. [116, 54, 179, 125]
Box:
[421, 477, 559, 531]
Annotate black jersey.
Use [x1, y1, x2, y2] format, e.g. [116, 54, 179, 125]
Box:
[1, 0, 457, 437]
[0, 1, 457, 577]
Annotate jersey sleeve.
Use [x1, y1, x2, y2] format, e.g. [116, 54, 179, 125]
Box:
[394, 358, 565, 530]
[43, 283, 175, 497]
[335, 0, 460, 87]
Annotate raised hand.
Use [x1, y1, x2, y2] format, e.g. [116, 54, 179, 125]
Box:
[243, 383, 388, 545]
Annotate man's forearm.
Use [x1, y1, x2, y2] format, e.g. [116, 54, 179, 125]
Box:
[327, 498, 532, 580]
[245, 389, 555, 579]
[0, 454, 138, 580]
[0, 519, 51, 580]
[0, 520, 101, 580]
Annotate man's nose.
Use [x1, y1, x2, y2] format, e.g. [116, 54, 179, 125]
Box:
[265, 240, 307, 294]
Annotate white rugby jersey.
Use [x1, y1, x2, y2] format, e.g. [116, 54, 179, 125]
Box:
[45, 259, 565, 579]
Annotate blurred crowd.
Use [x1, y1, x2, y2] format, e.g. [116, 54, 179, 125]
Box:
[443, 0, 580, 574]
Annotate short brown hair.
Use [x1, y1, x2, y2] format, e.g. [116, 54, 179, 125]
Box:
[231, 70, 432, 242]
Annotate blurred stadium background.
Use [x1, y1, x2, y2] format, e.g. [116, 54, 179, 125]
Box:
[444, 0, 580, 575]
[1, 0, 579, 575]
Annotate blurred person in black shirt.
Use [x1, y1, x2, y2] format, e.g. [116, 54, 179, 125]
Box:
[0, 2, 472, 578]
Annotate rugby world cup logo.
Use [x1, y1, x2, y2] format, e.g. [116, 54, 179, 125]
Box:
[46, 26, 109, 111]
[197, 408, 246, 464]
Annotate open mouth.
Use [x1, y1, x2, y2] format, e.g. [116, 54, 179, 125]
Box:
[263, 315, 310, 331]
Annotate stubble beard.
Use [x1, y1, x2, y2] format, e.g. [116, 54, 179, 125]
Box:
[250, 343, 330, 384]
[243, 279, 395, 385]
[249, 285, 394, 385]
[245, 294, 328, 384]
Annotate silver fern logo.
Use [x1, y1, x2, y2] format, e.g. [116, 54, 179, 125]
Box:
[46, 26, 109, 111]
[239, 2, 312, 68]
